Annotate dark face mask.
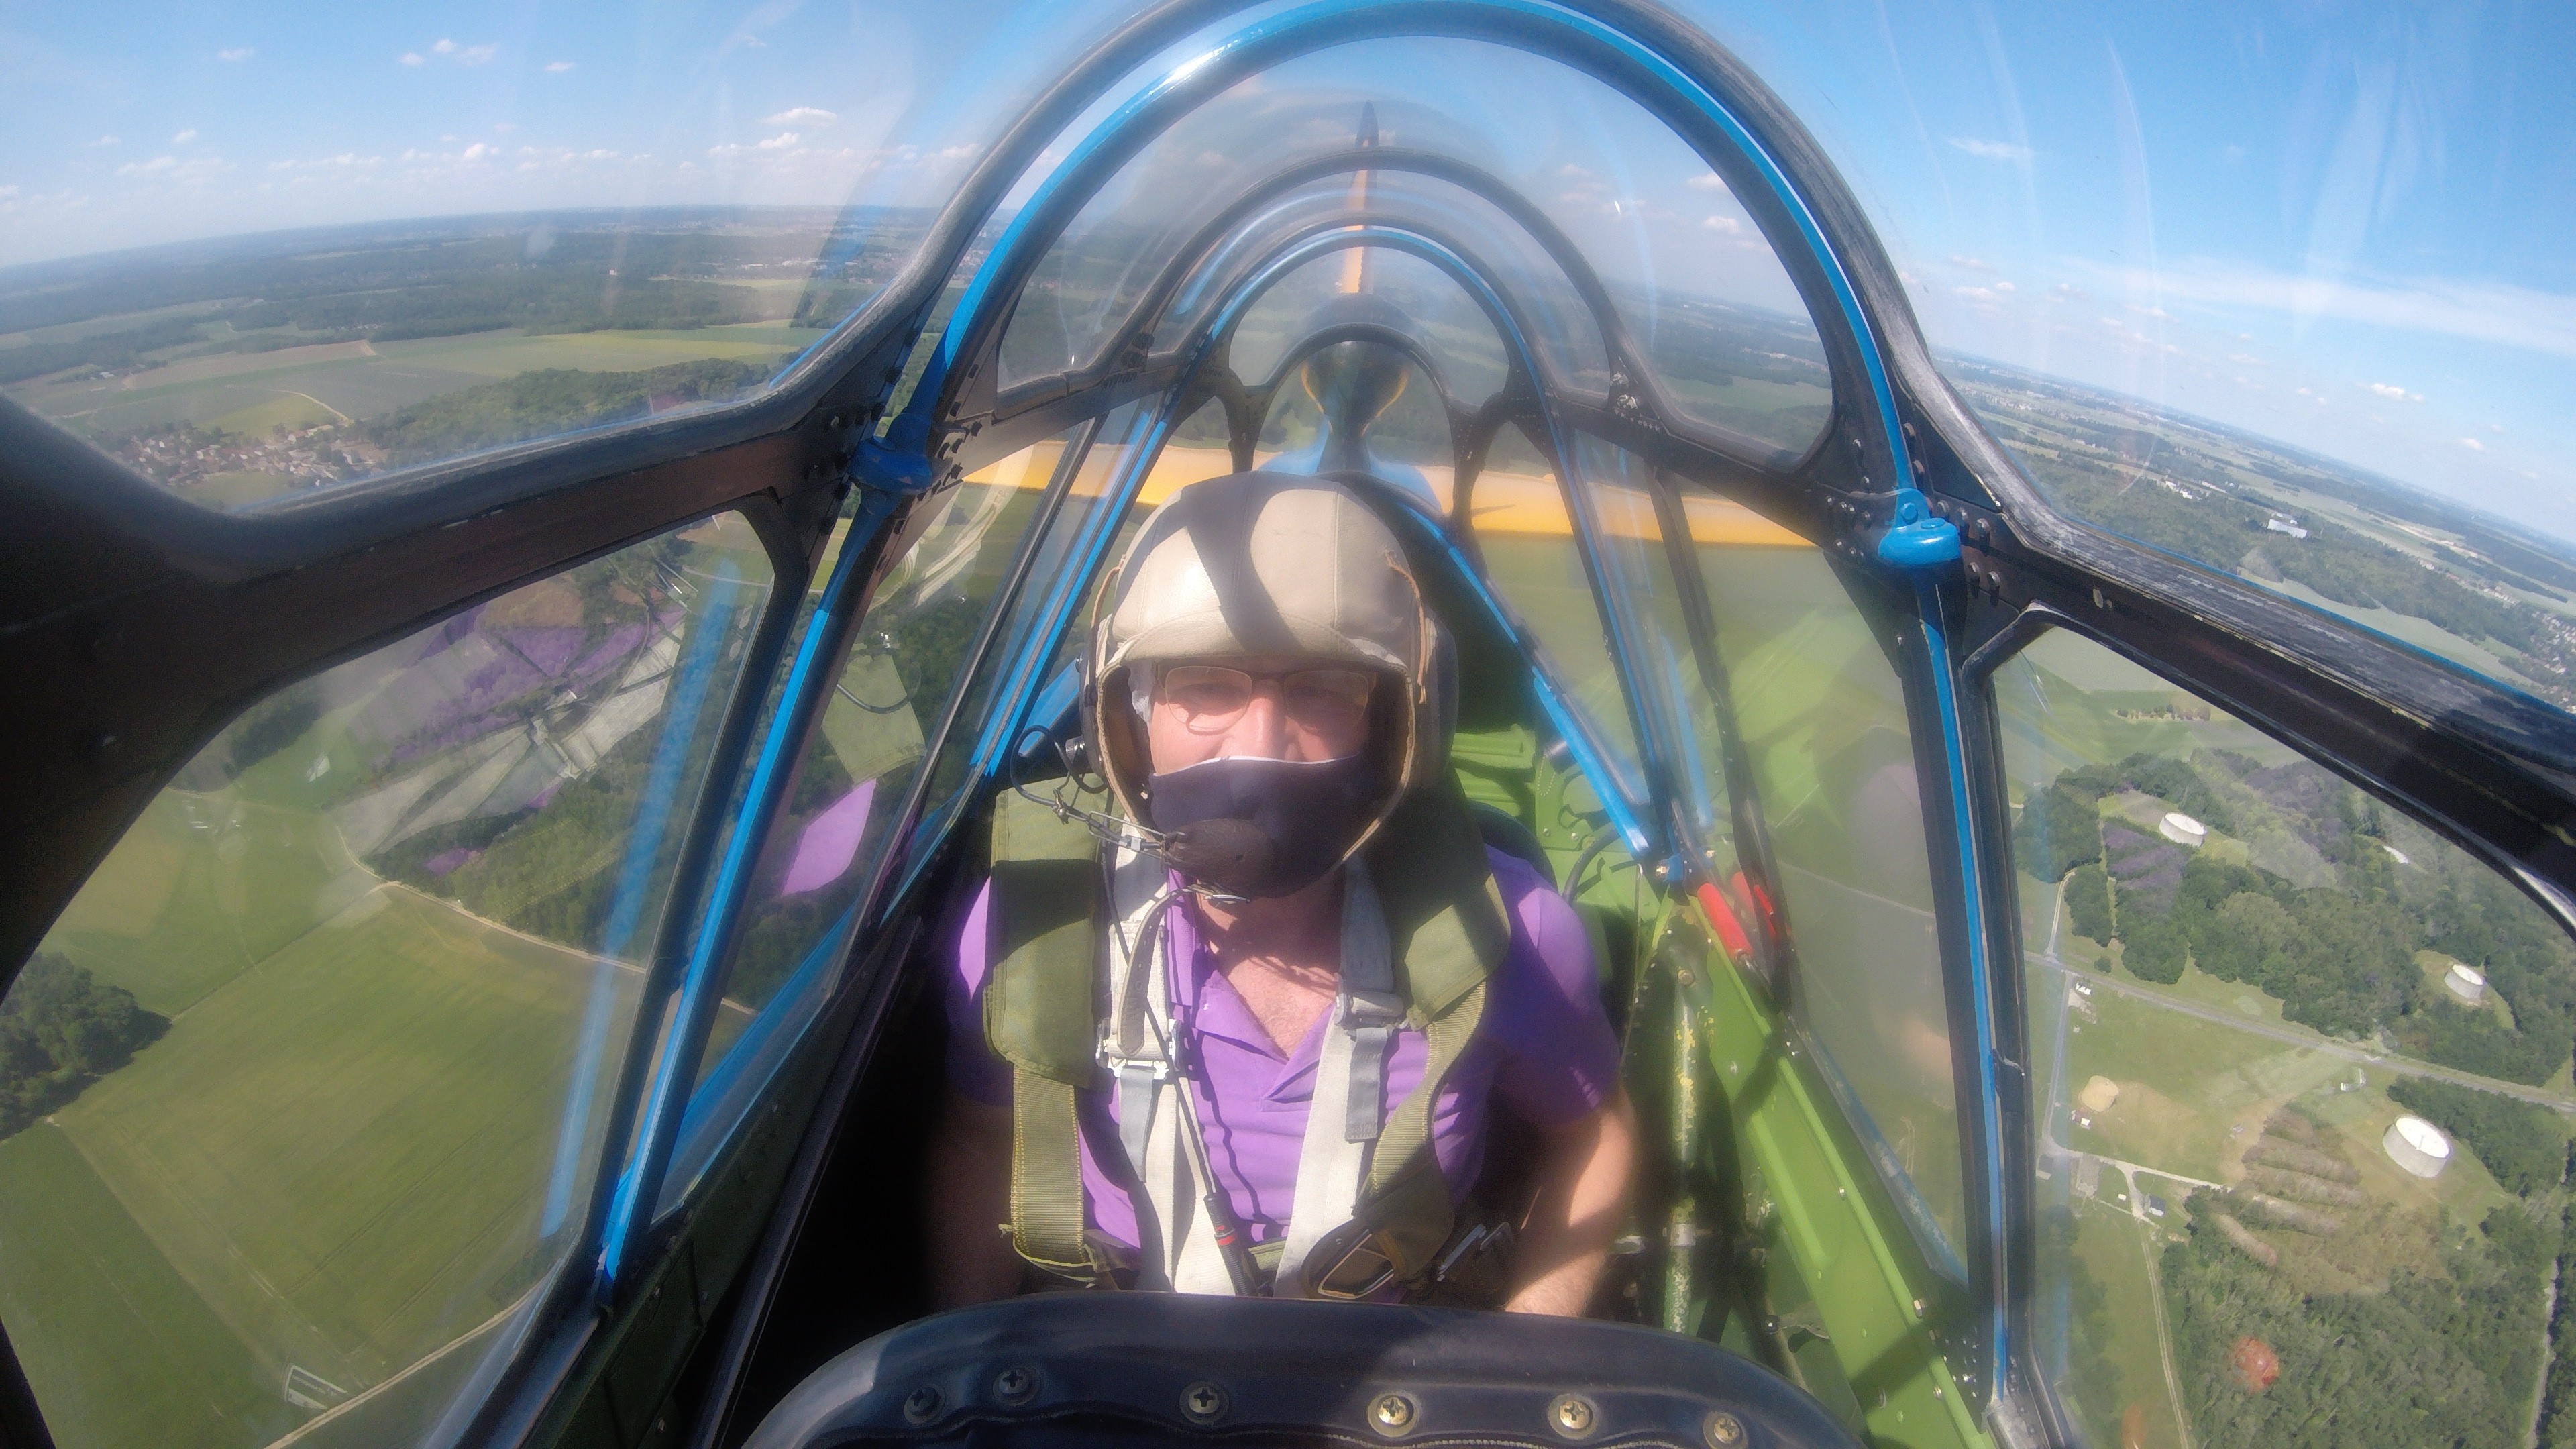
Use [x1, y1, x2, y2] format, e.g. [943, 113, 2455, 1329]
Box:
[1144, 755, 1383, 898]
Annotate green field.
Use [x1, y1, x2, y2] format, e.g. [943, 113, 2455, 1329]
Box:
[2062, 979, 2318, 1183]
[11, 860, 630, 1446]
[1479, 533, 1640, 766]
[46, 791, 372, 1016]
[0, 1126, 283, 1449]
[2065, 1197, 2187, 1449]
[2255, 576, 2544, 691]
[9, 323, 817, 443]
[56, 885, 628, 1390]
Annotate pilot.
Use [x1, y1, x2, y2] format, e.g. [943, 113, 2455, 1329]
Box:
[930, 470, 1633, 1313]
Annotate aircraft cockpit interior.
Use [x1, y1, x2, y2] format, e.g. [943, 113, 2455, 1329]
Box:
[3, 5, 2571, 1449]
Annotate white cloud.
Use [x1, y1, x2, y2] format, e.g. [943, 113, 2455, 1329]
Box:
[1993, 280, 2017, 294]
[545, 60, 575, 72]
[2490, 424, 2506, 435]
[114, 154, 231, 183]
[2085, 258, 2576, 362]
[1701, 215, 1741, 235]
[1947, 137, 2033, 162]
[460, 142, 493, 161]
[2359, 382, 2422, 402]
[1685, 172, 1725, 191]
[87, 135, 118, 148]
[267, 152, 386, 178]
[1953, 286, 2006, 311]
[423, 38, 498, 65]
[215, 47, 254, 62]
[0, 186, 15, 199]
[1951, 254, 1992, 272]
[763, 107, 837, 127]
[2459, 437, 2487, 451]
[400, 52, 426, 66]
[2122, 303, 2169, 319]
[2229, 353, 2267, 366]
[708, 131, 806, 158]
[171, 129, 198, 145]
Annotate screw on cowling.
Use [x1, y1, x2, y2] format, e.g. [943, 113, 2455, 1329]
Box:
[1548, 1394, 1598, 1438]
[994, 1366, 1036, 1405]
[1703, 1410, 1746, 1446]
[1182, 1382, 1227, 1423]
[1369, 1392, 1417, 1434]
[902, 1387, 943, 1424]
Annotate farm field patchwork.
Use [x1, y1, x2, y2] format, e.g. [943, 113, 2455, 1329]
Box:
[44, 791, 370, 1017]
[11, 324, 820, 447]
[56, 885, 629, 1391]
[0, 1125, 278, 1449]
[5, 876, 631, 1446]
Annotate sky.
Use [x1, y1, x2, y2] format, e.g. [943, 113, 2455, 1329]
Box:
[1, 0, 2568, 537]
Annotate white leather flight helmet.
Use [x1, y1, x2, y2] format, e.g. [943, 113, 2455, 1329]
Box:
[1085, 470, 1451, 866]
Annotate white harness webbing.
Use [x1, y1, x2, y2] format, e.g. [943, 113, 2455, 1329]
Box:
[1099, 850, 1402, 1296]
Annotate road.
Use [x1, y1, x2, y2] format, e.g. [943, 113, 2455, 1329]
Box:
[2029, 920, 2571, 1449]
[2028, 950, 2576, 1114]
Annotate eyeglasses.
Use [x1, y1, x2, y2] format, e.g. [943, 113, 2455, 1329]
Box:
[1155, 663, 1377, 733]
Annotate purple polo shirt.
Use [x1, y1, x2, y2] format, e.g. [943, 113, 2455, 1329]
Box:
[945, 848, 1619, 1254]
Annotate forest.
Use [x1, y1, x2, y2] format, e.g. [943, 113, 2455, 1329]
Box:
[2165, 1185, 2557, 1449]
[2012, 432, 2550, 657]
[0, 953, 168, 1138]
[2386, 1077, 2569, 1197]
[0, 207, 910, 334]
[358, 357, 771, 464]
[2019, 748, 2576, 1085]
[1955, 362, 2576, 707]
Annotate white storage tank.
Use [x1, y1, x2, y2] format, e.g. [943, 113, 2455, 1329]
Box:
[2159, 812, 2207, 849]
[2445, 961, 2487, 1004]
[2385, 1115, 2451, 1179]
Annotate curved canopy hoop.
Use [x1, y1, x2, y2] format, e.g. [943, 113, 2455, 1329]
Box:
[892, 0, 1915, 505]
[971, 148, 1631, 437]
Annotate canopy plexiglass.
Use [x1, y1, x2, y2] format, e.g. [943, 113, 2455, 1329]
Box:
[3, 6, 2571, 1449]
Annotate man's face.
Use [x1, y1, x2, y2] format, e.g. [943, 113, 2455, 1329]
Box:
[1142, 653, 1379, 773]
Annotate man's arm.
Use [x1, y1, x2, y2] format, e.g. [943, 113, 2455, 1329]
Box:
[1503, 1088, 1637, 1316]
[926, 1089, 1023, 1308]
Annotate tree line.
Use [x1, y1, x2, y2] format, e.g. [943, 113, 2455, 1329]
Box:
[0, 953, 168, 1139]
[2021, 749, 2576, 1084]
[1997, 413, 2551, 660]
[358, 358, 771, 464]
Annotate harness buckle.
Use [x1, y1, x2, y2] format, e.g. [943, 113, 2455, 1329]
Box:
[1098, 1046, 1173, 1081]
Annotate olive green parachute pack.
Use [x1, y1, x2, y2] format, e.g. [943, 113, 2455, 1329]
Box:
[983, 776, 1510, 1295]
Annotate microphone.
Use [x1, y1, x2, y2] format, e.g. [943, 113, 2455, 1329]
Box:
[1161, 818, 1277, 898]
